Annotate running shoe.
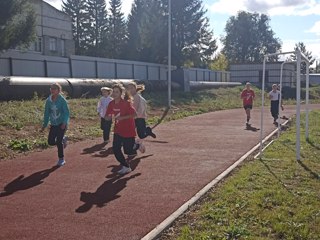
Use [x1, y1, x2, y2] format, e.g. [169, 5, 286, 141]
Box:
[57, 159, 66, 167]
[117, 166, 132, 175]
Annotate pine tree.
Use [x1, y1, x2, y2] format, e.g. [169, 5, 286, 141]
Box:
[170, 0, 217, 68]
[126, 0, 146, 60]
[138, 0, 167, 63]
[104, 0, 127, 59]
[62, 0, 87, 55]
[291, 42, 315, 74]
[0, 0, 36, 51]
[85, 0, 108, 57]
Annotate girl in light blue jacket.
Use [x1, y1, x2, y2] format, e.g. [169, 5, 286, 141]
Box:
[42, 83, 70, 166]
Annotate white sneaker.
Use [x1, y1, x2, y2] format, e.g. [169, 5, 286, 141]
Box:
[117, 166, 132, 175]
[63, 136, 68, 149]
[139, 142, 146, 154]
[57, 159, 66, 166]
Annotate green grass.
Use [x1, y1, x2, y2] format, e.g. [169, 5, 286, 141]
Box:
[0, 85, 319, 160]
[161, 111, 320, 240]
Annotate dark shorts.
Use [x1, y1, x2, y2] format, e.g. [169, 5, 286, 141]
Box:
[244, 105, 253, 110]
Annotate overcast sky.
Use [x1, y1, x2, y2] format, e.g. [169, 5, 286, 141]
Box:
[45, 0, 320, 61]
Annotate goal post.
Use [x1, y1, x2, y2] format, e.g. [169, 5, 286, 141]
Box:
[259, 50, 310, 161]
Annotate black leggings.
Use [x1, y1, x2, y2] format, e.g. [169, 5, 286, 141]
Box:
[271, 100, 279, 121]
[135, 118, 153, 139]
[113, 134, 136, 167]
[100, 118, 112, 141]
[48, 125, 66, 159]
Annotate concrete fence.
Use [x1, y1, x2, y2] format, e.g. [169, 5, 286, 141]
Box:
[0, 51, 231, 84]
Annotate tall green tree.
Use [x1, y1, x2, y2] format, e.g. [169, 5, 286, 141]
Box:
[169, 0, 217, 68]
[85, 0, 108, 57]
[0, 0, 36, 51]
[222, 11, 282, 64]
[62, 0, 87, 55]
[104, 0, 127, 59]
[138, 0, 167, 63]
[291, 42, 315, 74]
[126, 0, 146, 60]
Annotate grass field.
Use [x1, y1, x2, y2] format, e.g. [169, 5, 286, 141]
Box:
[160, 111, 320, 240]
[0, 85, 319, 160]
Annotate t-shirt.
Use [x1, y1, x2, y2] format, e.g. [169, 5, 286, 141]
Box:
[241, 89, 255, 106]
[269, 90, 280, 101]
[106, 99, 136, 138]
[133, 94, 147, 119]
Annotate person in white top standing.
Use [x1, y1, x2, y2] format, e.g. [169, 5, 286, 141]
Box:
[97, 87, 113, 143]
[269, 84, 284, 125]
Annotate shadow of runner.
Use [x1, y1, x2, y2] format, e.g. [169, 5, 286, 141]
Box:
[93, 147, 113, 158]
[0, 166, 59, 197]
[75, 173, 141, 213]
[245, 125, 260, 132]
[82, 142, 108, 155]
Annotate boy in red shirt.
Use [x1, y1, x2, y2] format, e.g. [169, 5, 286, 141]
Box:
[240, 82, 255, 127]
[106, 84, 137, 175]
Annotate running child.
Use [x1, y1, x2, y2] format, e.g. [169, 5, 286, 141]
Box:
[105, 83, 137, 175]
[240, 82, 255, 126]
[41, 83, 70, 167]
[97, 87, 113, 143]
[127, 82, 156, 140]
[269, 84, 284, 125]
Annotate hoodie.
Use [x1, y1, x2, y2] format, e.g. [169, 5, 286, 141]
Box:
[43, 94, 70, 127]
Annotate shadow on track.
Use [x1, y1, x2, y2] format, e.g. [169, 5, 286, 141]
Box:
[75, 173, 141, 213]
[0, 166, 59, 197]
[82, 142, 109, 155]
[245, 125, 260, 132]
[75, 154, 153, 213]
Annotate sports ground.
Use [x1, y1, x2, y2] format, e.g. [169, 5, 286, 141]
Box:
[0, 105, 318, 240]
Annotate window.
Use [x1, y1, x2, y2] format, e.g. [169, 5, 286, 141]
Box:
[49, 38, 57, 51]
[35, 37, 42, 52]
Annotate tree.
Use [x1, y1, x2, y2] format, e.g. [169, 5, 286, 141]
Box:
[85, 0, 108, 57]
[126, 0, 146, 60]
[0, 0, 36, 51]
[126, 0, 217, 67]
[222, 11, 282, 64]
[291, 42, 315, 74]
[169, 0, 217, 68]
[138, 0, 167, 63]
[104, 0, 127, 59]
[209, 53, 228, 71]
[62, 0, 87, 55]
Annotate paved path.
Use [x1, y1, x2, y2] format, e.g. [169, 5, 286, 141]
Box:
[0, 105, 318, 240]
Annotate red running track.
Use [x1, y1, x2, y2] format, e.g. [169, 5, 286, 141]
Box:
[0, 106, 318, 240]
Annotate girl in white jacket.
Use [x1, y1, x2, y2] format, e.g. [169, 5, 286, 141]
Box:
[97, 87, 113, 143]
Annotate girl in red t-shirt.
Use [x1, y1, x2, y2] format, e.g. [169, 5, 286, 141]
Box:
[106, 84, 137, 175]
[240, 82, 255, 126]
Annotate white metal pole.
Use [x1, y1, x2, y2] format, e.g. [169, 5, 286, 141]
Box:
[278, 62, 285, 137]
[296, 51, 301, 161]
[259, 57, 267, 156]
[168, 0, 172, 108]
[305, 62, 310, 139]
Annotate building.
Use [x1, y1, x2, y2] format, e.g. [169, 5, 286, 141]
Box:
[230, 62, 296, 87]
[9, 0, 75, 57]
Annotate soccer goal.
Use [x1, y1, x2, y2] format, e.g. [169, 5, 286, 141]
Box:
[259, 50, 311, 161]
